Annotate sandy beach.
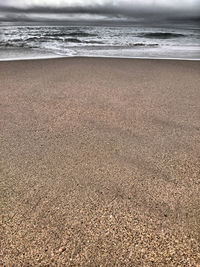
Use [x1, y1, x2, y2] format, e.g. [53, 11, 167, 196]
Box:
[0, 57, 200, 266]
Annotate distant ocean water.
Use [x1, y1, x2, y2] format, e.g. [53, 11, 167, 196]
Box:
[0, 23, 200, 60]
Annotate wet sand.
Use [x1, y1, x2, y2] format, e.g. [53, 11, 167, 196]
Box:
[0, 57, 200, 266]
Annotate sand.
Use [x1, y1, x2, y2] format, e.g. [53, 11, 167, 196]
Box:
[0, 57, 200, 266]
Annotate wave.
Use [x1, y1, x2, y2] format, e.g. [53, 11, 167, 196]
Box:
[0, 42, 27, 48]
[43, 31, 96, 38]
[64, 38, 104, 44]
[139, 32, 185, 39]
[84, 40, 104, 44]
[0, 38, 104, 48]
[25, 37, 42, 42]
[65, 38, 82, 43]
[0, 40, 158, 49]
[0, 40, 40, 49]
[127, 43, 159, 47]
[66, 32, 97, 37]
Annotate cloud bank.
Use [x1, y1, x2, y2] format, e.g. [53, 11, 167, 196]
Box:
[0, 0, 199, 23]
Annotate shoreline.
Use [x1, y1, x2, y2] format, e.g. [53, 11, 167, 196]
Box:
[1, 54, 200, 62]
[1, 57, 200, 265]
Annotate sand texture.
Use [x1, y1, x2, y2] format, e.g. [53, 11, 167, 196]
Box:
[0, 58, 200, 266]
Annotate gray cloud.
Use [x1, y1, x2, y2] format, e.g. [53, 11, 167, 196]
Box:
[0, 0, 200, 23]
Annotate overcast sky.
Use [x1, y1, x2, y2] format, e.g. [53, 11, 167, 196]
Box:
[0, 0, 200, 23]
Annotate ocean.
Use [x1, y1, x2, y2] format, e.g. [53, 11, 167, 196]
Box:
[0, 23, 200, 60]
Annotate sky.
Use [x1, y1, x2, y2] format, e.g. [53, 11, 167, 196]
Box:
[0, 0, 199, 23]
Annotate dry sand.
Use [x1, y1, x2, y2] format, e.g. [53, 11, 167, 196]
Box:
[0, 57, 200, 266]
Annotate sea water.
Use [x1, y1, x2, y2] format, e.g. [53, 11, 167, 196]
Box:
[0, 22, 199, 60]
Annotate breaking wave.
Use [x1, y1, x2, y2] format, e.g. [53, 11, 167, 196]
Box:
[139, 32, 185, 39]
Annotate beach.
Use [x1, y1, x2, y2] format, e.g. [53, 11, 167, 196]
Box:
[0, 57, 200, 266]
